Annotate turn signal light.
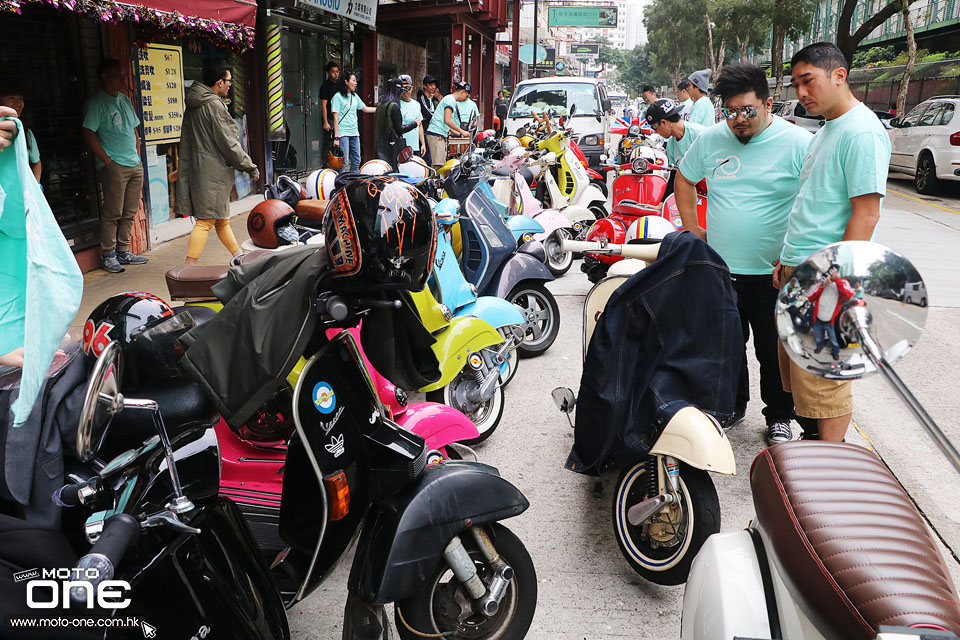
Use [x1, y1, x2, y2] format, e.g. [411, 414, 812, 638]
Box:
[950, 132, 960, 146]
[324, 471, 350, 521]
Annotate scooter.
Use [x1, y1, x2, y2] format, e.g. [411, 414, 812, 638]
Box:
[444, 155, 561, 358]
[432, 198, 526, 389]
[683, 240, 960, 640]
[489, 146, 577, 276]
[55, 284, 537, 639]
[553, 238, 737, 585]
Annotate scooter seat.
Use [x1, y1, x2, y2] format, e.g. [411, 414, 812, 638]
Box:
[165, 264, 229, 301]
[295, 199, 328, 220]
[751, 441, 960, 639]
[613, 202, 660, 216]
[108, 381, 218, 454]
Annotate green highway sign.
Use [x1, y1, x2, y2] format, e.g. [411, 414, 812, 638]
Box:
[548, 6, 618, 28]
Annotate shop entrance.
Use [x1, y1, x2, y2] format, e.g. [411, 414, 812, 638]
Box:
[277, 22, 340, 174]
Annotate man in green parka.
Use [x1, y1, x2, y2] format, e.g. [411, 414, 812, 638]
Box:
[176, 62, 259, 264]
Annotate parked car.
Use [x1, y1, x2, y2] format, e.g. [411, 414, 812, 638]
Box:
[887, 96, 960, 194]
[776, 99, 824, 132]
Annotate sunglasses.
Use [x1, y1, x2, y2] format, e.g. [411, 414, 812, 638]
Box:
[720, 106, 760, 120]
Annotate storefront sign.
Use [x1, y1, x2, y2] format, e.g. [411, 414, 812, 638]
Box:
[535, 48, 556, 72]
[299, 0, 378, 28]
[548, 6, 618, 28]
[138, 44, 184, 145]
[569, 43, 600, 56]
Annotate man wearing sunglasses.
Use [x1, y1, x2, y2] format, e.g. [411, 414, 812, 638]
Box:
[675, 62, 813, 446]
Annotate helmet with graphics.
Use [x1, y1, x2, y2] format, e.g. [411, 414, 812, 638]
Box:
[322, 176, 437, 291]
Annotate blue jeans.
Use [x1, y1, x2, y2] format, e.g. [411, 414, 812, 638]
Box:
[340, 135, 361, 172]
[813, 319, 840, 355]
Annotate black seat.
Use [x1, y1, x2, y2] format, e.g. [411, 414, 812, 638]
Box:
[492, 167, 512, 177]
[107, 381, 218, 453]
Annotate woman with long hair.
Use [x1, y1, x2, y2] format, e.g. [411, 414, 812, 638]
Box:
[374, 77, 418, 166]
[331, 71, 376, 172]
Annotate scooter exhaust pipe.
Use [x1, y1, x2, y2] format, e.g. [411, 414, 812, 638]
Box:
[627, 493, 675, 526]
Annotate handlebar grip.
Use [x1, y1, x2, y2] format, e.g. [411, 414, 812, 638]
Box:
[52, 484, 83, 507]
[561, 239, 662, 262]
[71, 514, 140, 603]
[325, 296, 350, 322]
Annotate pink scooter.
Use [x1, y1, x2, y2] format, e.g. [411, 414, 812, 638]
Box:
[492, 146, 577, 277]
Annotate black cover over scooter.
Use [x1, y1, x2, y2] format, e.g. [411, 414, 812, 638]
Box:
[566, 231, 742, 476]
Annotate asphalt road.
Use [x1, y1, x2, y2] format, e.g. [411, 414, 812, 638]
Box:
[288, 176, 960, 639]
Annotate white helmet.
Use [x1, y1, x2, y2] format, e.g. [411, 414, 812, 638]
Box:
[501, 136, 521, 153]
[625, 215, 676, 242]
[398, 156, 430, 179]
[306, 168, 339, 200]
[360, 159, 392, 176]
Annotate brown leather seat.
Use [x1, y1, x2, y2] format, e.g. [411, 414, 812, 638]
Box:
[752, 441, 960, 639]
[165, 264, 229, 301]
[295, 199, 328, 220]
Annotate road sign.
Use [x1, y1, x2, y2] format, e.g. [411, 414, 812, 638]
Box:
[569, 43, 600, 56]
[548, 6, 618, 28]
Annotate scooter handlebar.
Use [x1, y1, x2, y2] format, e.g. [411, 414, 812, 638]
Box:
[561, 239, 661, 262]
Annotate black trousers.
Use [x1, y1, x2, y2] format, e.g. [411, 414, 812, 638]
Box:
[731, 273, 794, 425]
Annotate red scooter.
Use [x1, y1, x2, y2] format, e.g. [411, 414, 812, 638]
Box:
[582, 157, 708, 283]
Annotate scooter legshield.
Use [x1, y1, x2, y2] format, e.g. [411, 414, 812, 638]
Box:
[348, 461, 529, 605]
[417, 316, 503, 393]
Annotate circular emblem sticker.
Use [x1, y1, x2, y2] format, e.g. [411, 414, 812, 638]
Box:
[312, 382, 336, 414]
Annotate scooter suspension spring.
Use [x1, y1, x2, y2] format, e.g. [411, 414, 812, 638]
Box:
[644, 456, 659, 499]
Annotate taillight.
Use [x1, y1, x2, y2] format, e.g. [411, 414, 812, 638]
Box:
[324, 471, 350, 520]
[950, 132, 960, 146]
[787, 119, 796, 124]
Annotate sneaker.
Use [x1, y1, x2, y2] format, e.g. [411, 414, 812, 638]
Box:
[766, 421, 793, 445]
[101, 253, 124, 273]
[116, 251, 148, 265]
[724, 408, 746, 430]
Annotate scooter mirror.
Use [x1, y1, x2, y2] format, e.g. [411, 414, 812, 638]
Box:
[775, 241, 926, 381]
[77, 340, 124, 461]
[397, 145, 413, 164]
[551, 387, 576, 413]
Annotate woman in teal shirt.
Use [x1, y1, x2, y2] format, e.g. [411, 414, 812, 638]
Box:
[332, 72, 376, 172]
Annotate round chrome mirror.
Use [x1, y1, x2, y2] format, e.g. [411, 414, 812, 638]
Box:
[776, 241, 926, 380]
[76, 340, 124, 461]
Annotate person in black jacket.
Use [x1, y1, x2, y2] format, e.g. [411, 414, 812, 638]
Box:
[374, 78, 418, 167]
[417, 75, 440, 163]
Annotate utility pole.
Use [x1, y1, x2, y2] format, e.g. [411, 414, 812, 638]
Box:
[531, 0, 538, 79]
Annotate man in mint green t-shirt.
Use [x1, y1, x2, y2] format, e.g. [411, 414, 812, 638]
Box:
[645, 99, 706, 167]
[425, 82, 471, 168]
[82, 58, 147, 274]
[686, 70, 716, 127]
[677, 62, 813, 446]
[775, 42, 891, 443]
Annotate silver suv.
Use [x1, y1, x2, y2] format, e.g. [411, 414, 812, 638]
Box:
[888, 96, 960, 194]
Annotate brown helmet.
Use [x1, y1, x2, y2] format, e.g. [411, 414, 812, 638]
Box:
[247, 199, 295, 249]
[326, 146, 345, 170]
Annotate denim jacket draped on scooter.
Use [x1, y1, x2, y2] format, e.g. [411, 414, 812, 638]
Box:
[566, 231, 742, 476]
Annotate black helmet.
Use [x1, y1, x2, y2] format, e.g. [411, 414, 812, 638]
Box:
[83, 292, 191, 390]
[323, 176, 437, 291]
[644, 98, 684, 127]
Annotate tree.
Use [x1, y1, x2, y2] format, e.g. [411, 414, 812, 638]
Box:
[715, 0, 772, 60]
[645, 0, 708, 87]
[767, 0, 818, 99]
[895, 0, 917, 115]
[836, 0, 922, 66]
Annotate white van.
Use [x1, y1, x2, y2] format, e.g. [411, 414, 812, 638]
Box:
[903, 281, 927, 307]
[504, 76, 612, 168]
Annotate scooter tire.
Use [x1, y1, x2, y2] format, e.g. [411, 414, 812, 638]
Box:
[592, 178, 609, 199]
[426, 382, 504, 446]
[612, 459, 719, 586]
[543, 229, 573, 277]
[509, 282, 560, 358]
[589, 203, 608, 221]
[394, 523, 537, 640]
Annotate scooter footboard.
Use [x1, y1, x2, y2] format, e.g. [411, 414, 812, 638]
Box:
[681, 530, 770, 640]
[348, 461, 529, 605]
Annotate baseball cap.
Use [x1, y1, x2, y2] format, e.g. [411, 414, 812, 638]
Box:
[454, 81, 472, 93]
[688, 69, 711, 93]
[423, 74, 437, 85]
[645, 99, 684, 126]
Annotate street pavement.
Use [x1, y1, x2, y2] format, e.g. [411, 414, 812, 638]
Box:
[75, 177, 960, 639]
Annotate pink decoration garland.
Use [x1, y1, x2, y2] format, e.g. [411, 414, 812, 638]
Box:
[0, 0, 255, 52]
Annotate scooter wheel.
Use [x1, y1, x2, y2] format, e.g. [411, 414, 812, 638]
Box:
[509, 282, 560, 358]
[543, 229, 573, 277]
[612, 459, 719, 585]
[426, 376, 505, 445]
[394, 523, 537, 640]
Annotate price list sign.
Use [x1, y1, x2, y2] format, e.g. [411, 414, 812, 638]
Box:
[138, 44, 184, 145]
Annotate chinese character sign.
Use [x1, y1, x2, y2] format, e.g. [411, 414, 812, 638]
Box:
[139, 44, 184, 145]
[299, 0, 378, 28]
[548, 6, 618, 27]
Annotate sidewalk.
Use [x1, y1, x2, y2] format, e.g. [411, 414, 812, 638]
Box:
[71, 209, 252, 339]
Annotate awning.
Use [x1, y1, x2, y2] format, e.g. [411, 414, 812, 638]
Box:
[0, 0, 258, 51]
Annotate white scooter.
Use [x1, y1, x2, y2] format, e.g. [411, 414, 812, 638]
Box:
[683, 241, 960, 640]
[553, 238, 737, 585]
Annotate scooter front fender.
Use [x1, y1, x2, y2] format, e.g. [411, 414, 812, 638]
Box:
[485, 251, 555, 300]
[563, 204, 596, 224]
[348, 461, 529, 605]
[581, 184, 609, 212]
[418, 316, 503, 393]
[507, 214, 545, 240]
[395, 402, 480, 451]
[457, 296, 525, 330]
[531, 209, 573, 238]
[650, 407, 737, 475]
[681, 530, 769, 640]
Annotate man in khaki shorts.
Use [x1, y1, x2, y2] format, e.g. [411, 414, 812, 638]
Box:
[772, 42, 891, 441]
[424, 82, 471, 168]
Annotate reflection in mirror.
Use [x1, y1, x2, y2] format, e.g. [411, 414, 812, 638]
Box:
[552, 387, 576, 413]
[76, 340, 124, 461]
[776, 241, 926, 381]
